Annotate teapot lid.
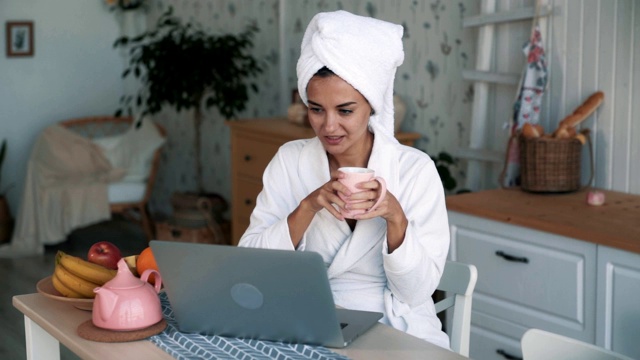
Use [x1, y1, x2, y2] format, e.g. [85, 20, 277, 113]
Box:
[104, 258, 145, 289]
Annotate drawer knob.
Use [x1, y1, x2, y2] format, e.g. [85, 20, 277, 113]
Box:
[496, 349, 522, 360]
[244, 155, 252, 161]
[245, 199, 252, 205]
[495, 251, 529, 264]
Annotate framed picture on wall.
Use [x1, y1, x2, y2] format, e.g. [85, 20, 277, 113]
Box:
[6, 21, 34, 57]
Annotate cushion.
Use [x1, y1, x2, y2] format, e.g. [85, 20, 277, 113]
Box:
[93, 116, 166, 183]
[107, 181, 146, 203]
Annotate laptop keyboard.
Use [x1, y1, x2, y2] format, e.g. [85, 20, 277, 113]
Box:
[340, 323, 348, 329]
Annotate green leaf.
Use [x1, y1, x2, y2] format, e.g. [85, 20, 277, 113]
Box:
[113, 36, 128, 47]
[438, 152, 455, 164]
[442, 177, 457, 191]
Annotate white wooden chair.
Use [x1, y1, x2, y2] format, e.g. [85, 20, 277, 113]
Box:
[521, 328, 634, 360]
[435, 260, 478, 357]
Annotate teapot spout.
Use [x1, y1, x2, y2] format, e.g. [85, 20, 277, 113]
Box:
[94, 287, 118, 323]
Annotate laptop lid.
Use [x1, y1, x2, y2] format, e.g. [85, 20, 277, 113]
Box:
[149, 240, 382, 348]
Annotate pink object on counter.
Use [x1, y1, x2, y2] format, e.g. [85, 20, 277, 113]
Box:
[586, 190, 606, 206]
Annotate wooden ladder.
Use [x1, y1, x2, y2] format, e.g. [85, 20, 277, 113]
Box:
[459, 0, 552, 191]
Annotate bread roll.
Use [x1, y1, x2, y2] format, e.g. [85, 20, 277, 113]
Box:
[574, 132, 587, 144]
[553, 124, 577, 139]
[522, 123, 544, 138]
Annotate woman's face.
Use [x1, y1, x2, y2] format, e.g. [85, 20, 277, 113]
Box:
[306, 74, 373, 160]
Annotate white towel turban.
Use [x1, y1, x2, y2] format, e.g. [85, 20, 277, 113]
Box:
[296, 10, 405, 139]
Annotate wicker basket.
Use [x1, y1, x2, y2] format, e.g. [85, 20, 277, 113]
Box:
[519, 135, 585, 193]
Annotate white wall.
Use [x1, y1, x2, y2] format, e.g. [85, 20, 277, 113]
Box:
[547, 0, 639, 194]
[0, 0, 124, 214]
[463, 0, 639, 195]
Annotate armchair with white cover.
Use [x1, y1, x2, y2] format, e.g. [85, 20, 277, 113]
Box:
[0, 115, 165, 257]
[59, 115, 167, 241]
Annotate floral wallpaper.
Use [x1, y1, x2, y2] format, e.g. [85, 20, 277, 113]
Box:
[139, 0, 478, 217]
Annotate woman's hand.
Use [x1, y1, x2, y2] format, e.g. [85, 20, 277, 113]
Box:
[288, 170, 350, 246]
[347, 180, 408, 253]
[301, 170, 353, 220]
[291, 171, 408, 252]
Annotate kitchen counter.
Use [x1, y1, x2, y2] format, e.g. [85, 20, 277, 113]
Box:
[446, 188, 640, 254]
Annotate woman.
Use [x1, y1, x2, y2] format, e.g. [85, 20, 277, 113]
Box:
[239, 10, 450, 349]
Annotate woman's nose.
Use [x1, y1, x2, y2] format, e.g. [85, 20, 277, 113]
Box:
[323, 112, 339, 132]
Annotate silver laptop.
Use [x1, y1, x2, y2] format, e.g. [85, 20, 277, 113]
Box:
[150, 240, 383, 348]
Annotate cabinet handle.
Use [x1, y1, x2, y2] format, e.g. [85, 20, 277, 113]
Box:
[496, 349, 522, 360]
[244, 199, 252, 205]
[244, 155, 252, 161]
[495, 251, 529, 263]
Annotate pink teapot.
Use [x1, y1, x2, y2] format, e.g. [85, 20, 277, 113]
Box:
[92, 258, 163, 331]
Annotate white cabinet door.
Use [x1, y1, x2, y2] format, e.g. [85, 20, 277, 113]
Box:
[470, 326, 524, 360]
[470, 311, 528, 360]
[449, 212, 597, 342]
[596, 246, 640, 359]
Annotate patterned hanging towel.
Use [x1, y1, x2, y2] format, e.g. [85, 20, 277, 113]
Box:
[501, 24, 548, 187]
[513, 25, 548, 130]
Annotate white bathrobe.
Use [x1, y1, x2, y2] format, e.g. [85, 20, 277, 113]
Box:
[239, 129, 451, 349]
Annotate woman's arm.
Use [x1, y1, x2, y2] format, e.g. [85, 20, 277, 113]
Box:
[238, 140, 349, 250]
[381, 158, 450, 307]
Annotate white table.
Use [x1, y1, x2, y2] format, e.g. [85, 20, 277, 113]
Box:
[13, 293, 466, 360]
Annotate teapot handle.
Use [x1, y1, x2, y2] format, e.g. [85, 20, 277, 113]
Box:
[140, 269, 162, 293]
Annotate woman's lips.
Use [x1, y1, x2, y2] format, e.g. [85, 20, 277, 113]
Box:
[323, 135, 344, 146]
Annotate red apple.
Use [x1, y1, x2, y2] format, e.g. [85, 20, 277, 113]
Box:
[87, 241, 122, 270]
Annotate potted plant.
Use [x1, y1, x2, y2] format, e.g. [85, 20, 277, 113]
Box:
[113, 6, 263, 193]
[430, 151, 470, 195]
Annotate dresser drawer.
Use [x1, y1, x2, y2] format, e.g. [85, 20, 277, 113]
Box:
[233, 179, 263, 219]
[232, 217, 251, 245]
[449, 212, 596, 342]
[233, 136, 281, 178]
[231, 179, 263, 245]
[457, 226, 588, 319]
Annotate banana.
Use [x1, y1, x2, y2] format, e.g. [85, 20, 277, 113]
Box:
[54, 262, 100, 298]
[56, 251, 117, 286]
[51, 272, 84, 298]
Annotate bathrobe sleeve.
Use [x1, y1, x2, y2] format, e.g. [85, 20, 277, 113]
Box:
[364, 137, 449, 346]
[238, 139, 324, 251]
[381, 150, 449, 307]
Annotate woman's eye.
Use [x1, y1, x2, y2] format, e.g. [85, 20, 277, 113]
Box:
[309, 107, 323, 113]
[339, 109, 353, 115]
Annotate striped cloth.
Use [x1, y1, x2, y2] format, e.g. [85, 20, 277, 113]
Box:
[149, 292, 350, 360]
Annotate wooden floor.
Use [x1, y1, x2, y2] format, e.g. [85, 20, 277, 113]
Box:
[0, 218, 148, 360]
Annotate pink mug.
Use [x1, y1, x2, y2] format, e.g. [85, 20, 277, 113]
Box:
[338, 167, 387, 219]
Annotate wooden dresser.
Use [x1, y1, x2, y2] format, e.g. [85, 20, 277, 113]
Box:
[227, 117, 421, 245]
[445, 188, 640, 360]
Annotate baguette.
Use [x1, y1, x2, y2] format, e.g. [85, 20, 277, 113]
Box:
[560, 91, 604, 128]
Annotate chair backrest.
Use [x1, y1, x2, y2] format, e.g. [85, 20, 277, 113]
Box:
[521, 328, 634, 360]
[59, 116, 167, 203]
[435, 260, 478, 357]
